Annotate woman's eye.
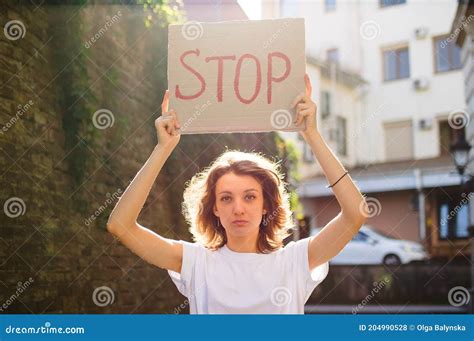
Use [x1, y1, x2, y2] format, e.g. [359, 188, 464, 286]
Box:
[220, 195, 255, 202]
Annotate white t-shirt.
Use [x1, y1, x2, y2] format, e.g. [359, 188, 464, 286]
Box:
[167, 237, 329, 314]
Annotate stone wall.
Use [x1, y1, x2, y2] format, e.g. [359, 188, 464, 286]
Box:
[0, 2, 291, 313]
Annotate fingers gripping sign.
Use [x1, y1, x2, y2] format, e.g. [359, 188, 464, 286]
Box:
[293, 73, 318, 140]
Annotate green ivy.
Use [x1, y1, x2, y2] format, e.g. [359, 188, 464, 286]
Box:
[43, 0, 302, 227]
[49, 6, 98, 190]
[138, 0, 184, 27]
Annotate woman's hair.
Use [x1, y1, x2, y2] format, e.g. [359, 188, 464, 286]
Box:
[182, 150, 294, 253]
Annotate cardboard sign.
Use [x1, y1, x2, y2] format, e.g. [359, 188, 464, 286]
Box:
[167, 18, 306, 134]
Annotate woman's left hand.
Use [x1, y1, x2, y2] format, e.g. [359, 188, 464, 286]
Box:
[293, 73, 318, 140]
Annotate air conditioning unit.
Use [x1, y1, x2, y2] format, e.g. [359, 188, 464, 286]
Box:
[415, 27, 428, 39]
[413, 78, 430, 91]
[418, 118, 433, 130]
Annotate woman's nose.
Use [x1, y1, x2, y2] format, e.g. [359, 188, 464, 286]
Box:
[233, 199, 245, 215]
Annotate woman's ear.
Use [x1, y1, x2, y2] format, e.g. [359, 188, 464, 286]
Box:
[213, 205, 219, 217]
[263, 208, 267, 215]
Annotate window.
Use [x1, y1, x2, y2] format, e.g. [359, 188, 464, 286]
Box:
[336, 116, 347, 156]
[439, 120, 464, 155]
[353, 231, 369, 242]
[438, 195, 469, 240]
[325, 0, 336, 12]
[384, 120, 414, 161]
[380, 0, 406, 8]
[303, 142, 314, 162]
[327, 48, 339, 64]
[321, 91, 332, 118]
[434, 36, 462, 72]
[298, 126, 315, 162]
[383, 47, 410, 81]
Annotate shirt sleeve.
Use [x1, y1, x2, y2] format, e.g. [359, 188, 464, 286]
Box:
[167, 240, 202, 298]
[289, 237, 329, 303]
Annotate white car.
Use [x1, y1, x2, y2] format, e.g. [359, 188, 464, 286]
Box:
[310, 225, 428, 266]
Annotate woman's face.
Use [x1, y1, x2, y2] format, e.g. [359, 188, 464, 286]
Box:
[213, 172, 267, 238]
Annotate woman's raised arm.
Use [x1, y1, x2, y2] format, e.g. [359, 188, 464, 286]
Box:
[107, 91, 183, 273]
[294, 75, 368, 270]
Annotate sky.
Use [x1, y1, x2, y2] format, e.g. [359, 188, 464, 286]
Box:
[237, 0, 262, 20]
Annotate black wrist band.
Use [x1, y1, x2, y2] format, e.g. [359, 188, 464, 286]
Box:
[326, 171, 349, 188]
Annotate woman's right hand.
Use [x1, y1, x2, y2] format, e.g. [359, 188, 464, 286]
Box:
[155, 90, 181, 150]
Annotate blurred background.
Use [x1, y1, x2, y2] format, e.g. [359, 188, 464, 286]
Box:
[0, 0, 473, 314]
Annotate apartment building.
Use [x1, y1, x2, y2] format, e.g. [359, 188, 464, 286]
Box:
[262, 0, 468, 259]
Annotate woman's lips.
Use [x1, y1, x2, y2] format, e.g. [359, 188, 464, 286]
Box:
[232, 220, 248, 226]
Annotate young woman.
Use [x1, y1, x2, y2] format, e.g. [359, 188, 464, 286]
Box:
[107, 74, 368, 314]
